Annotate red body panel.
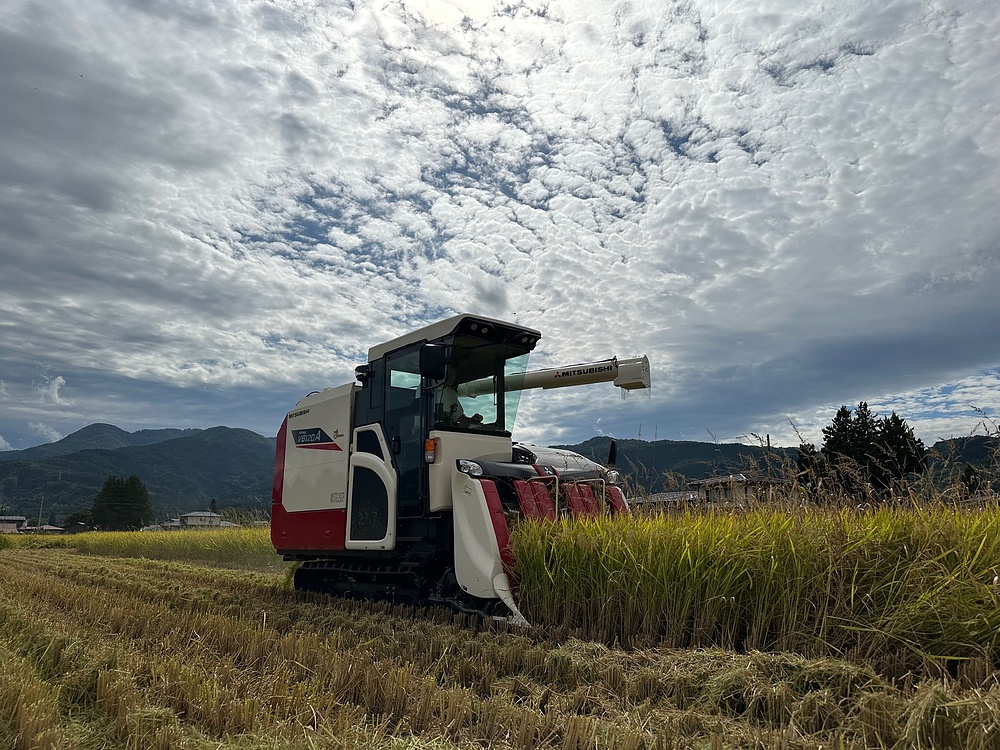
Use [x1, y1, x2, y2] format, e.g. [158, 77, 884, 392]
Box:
[512, 479, 539, 519]
[577, 484, 600, 514]
[271, 501, 348, 553]
[479, 479, 514, 569]
[564, 484, 599, 517]
[608, 486, 630, 514]
[513, 480, 556, 521]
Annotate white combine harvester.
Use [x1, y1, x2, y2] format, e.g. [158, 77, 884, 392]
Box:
[271, 314, 650, 620]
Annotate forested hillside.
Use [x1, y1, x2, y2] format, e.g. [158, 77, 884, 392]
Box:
[556, 436, 797, 492]
[0, 426, 275, 521]
[1, 424, 995, 523]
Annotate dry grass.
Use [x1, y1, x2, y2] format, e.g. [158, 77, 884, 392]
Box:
[3, 547, 1000, 749]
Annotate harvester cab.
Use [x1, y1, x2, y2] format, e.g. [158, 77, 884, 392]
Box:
[271, 314, 650, 621]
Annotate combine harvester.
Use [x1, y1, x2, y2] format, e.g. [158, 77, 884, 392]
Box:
[271, 314, 650, 622]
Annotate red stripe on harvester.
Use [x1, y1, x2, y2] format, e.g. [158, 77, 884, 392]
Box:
[270, 416, 288, 550]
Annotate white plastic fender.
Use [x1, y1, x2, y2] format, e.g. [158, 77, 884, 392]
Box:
[450, 468, 528, 625]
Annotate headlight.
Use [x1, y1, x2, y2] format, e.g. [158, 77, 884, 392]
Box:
[605, 469, 620, 485]
[457, 459, 484, 477]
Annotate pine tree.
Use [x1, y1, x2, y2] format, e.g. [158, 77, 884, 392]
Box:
[873, 412, 926, 492]
[816, 404, 925, 499]
[851, 402, 880, 472]
[122, 474, 154, 529]
[90, 475, 153, 531]
[91, 475, 124, 530]
[821, 405, 869, 494]
[821, 406, 856, 460]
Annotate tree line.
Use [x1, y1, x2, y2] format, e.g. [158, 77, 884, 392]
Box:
[797, 402, 927, 499]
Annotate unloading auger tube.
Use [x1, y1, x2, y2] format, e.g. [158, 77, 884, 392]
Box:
[270, 314, 650, 624]
[458, 355, 650, 397]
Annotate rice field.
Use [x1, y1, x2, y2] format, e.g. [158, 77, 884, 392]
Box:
[3, 504, 1000, 749]
[512, 504, 1000, 671]
[11, 526, 279, 570]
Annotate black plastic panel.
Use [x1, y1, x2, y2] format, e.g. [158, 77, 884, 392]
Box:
[355, 429, 384, 459]
[349, 466, 389, 541]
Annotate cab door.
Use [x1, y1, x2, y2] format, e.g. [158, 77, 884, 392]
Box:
[345, 424, 396, 550]
[382, 344, 426, 518]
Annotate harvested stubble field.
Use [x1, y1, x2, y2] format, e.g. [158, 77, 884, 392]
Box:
[2, 509, 1000, 750]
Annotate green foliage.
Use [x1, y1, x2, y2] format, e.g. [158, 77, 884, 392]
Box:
[802, 402, 927, 498]
[91, 474, 154, 531]
[962, 464, 988, 496]
[876, 412, 927, 487]
[62, 509, 91, 529]
[796, 441, 821, 479]
[927, 436, 1000, 497]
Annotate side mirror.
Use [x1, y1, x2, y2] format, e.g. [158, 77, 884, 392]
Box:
[419, 344, 449, 380]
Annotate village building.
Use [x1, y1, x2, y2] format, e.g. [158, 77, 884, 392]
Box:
[687, 474, 790, 507]
[180, 511, 224, 528]
[0, 515, 27, 534]
[143, 512, 241, 531]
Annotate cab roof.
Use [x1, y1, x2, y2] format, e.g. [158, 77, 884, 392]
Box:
[367, 314, 541, 362]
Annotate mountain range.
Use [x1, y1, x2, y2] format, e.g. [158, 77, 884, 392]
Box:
[0, 424, 275, 522]
[0, 423, 995, 523]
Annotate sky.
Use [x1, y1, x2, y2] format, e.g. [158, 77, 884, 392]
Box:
[1, 0, 999, 454]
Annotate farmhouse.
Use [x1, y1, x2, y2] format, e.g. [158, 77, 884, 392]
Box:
[687, 474, 790, 507]
[142, 512, 243, 531]
[631, 490, 698, 509]
[180, 511, 224, 528]
[180, 512, 240, 528]
[0, 515, 27, 534]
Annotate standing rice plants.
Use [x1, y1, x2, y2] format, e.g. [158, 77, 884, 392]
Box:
[10, 526, 279, 569]
[511, 502, 1000, 671]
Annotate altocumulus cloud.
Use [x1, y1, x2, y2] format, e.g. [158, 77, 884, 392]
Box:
[0, 0, 997, 451]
